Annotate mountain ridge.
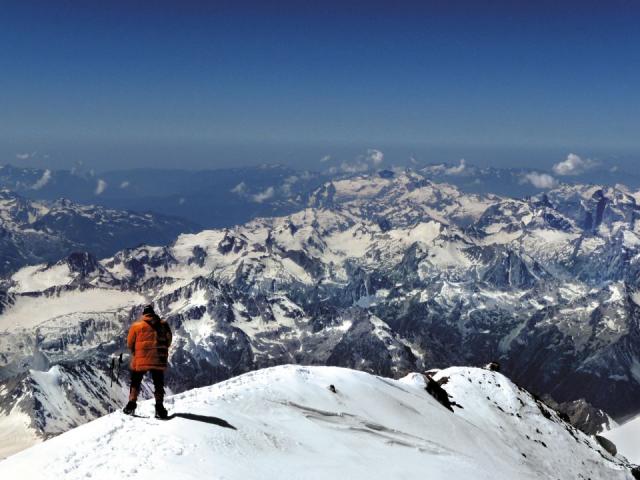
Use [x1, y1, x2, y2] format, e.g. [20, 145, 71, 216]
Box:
[3, 169, 640, 456]
[0, 365, 636, 479]
[0, 189, 197, 276]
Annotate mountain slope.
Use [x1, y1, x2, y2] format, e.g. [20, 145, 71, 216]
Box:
[0, 365, 634, 480]
[420, 162, 640, 197]
[4, 169, 640, 456]
[0, 190, 197, 276]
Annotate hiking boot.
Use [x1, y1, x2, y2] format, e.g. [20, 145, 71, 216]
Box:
[123, 400, 137, 415]
[155, 403, 168, 419]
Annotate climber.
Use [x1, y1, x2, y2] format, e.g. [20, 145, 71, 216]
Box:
[123, 304, 173, 419]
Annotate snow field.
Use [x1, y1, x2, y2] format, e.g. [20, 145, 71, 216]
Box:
[0, 289, 145, 332]
[0, 365, 632, 480]
[605, 414, 640, 464]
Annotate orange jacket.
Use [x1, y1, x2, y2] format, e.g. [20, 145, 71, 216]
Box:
[127, 314, 172, 371]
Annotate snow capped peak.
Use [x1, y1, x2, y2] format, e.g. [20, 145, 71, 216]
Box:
[5, 167, 640, 462]
[10, 251, 117, 294]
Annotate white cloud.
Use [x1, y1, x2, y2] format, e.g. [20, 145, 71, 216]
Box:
[31, 169, 52, 190]
[178, 197, 186, 205]
[424, 164, 446, 175]
[552, 153, 597, 176]
[231, 181, 247, 195]
[366, 149, 384, 166]
[320, 155, 332, 163]
[445, 159, 466, 175]
[252, 186, 275, 203]
[521, 172, 558, 189]
[340, 161, 369, 173]
[282, 176, 299, 195]
[409, 156, 418, 165]
[120, 181, 130, 189]
[334, 149, 385, 174]
[16, 152, 32, 160]
[95, 179, 107, 195]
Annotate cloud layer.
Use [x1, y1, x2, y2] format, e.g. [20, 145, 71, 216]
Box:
[252, 186, 275, 203]
[325, 148, 386, 175]
[445, 159, 466, 175]
[366, 149, 384, 166]
[231, 182, 247, 194]
[95, 179, 107, 195]
[31, 169, 52, 190]
[522, 172, 558, 189]
[552, 153, 597, 176]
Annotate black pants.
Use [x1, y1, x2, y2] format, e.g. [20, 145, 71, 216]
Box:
[129, 370, 164, 403]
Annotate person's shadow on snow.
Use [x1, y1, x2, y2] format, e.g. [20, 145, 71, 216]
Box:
[167, 413, 237, 430]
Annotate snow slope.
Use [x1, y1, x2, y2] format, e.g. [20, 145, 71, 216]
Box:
[0, 365, 633, 480]
[0, 289, 144, 331]
[0, 410, 38, 460]
[605, 414, 640, 464]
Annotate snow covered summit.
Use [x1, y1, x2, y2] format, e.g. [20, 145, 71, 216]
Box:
[0, 365, 634, 480]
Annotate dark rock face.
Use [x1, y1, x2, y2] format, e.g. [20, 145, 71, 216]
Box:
[217, 231, 247, 255]
[484, 362, 500, 372]
[325, 311, 415, 377]
[425, 376, 456, 412]
[595, 435, 617, 457]
[66, 252, 100, 275]
[542, 397, 617, 435]
[188, 246, 207, 267]
[104, 246, 178, 282]
[0, 361, 122, 441]
[481, 249, 539, 289]
[308, 182, 336, 209]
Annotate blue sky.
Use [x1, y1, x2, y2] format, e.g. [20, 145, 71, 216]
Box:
[1, 1, 638, 171]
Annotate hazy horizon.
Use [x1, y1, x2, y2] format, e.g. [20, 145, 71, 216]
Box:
[2, 1, 638, 175]
[2, 142, 639, 177]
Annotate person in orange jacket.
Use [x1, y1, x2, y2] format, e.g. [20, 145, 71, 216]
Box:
[123, 304, 173, 418]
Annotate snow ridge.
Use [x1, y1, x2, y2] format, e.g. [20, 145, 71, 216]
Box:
[0, 365, 634, 480]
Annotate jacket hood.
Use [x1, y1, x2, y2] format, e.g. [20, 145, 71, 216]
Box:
[142, 313, 160, 324]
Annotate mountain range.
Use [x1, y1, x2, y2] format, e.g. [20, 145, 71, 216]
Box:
[2, 167, 640, 457]
[3, 160, 639, 229]
[0, 163, 329, 229]
[0, 189, 196, 276]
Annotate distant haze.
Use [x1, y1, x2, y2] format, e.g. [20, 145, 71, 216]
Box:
[2, 142, 639, 176]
